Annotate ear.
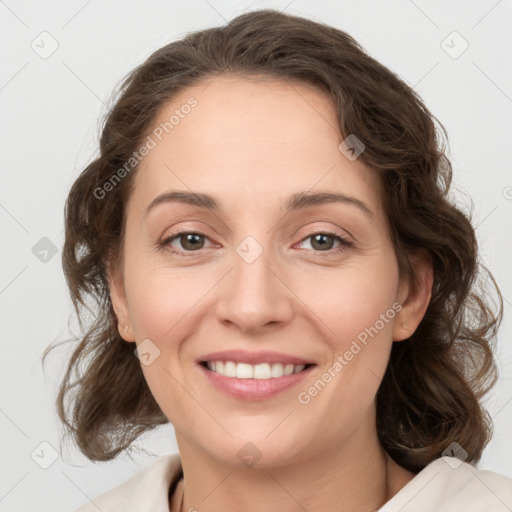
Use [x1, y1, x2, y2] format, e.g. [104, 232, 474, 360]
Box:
[107, 261, 135, 343]
[393, 250, 433, 342]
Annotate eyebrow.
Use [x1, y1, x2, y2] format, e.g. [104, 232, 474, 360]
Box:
[144, 190, 374, 218]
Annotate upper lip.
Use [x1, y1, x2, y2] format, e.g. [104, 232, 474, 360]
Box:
[197, 350, 315, 366]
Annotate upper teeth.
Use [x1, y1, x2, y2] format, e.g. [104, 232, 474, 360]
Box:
[206, 361, 306, 379]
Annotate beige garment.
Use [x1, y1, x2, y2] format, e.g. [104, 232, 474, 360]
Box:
[75, 453, 512, 511]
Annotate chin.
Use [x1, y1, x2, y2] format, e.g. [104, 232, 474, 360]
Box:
[203, 423, 311, 469]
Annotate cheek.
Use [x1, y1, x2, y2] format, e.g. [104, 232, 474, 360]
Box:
[301, 254, 399, 346]
[125, 268, 204, 420]
[124, 252, 210, 339]
[298, 254, 399, 400]
[339, 276, 398, 344]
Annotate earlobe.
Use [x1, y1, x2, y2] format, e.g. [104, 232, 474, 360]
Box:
[393, 251, 433, 342]
[119, 323, 135, 342]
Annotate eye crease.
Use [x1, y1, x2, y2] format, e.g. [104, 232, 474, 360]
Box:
[158, 230, 355, 256]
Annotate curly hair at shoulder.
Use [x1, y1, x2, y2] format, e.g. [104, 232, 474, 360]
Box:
[43, 9, 503, 471]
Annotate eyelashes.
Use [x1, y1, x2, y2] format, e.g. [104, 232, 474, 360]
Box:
[158, 230, 354, 257]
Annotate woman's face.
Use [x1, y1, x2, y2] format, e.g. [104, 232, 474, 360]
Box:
[110, 75, 421, 468]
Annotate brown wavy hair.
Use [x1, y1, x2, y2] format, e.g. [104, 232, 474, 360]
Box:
[43, 9, 503, 472]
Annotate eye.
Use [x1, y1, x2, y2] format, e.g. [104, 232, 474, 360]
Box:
[160, 231, 214, 254]
[297, 232, 353, 253]
[159, 230, 354, 256]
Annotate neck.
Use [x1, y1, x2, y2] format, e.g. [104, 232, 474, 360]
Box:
[171, 426, 415, 512]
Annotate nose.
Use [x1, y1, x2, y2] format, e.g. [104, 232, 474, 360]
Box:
[214, 239, 295, 334]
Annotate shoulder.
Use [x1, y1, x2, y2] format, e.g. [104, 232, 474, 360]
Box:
[379, 457, 512, 512]
[75, 453, 182, 512]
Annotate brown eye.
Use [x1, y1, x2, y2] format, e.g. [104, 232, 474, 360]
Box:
[162, 232, 212, 253]
[309, 233, 336, 251]
[178, 233, 205, 251]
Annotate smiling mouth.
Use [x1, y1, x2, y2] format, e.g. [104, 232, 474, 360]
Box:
[200, 361, 315, 379]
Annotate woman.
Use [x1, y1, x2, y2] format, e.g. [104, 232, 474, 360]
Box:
[50, 9, 511, 511]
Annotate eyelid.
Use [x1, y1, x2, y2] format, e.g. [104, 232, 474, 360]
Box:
[297, 225, 354, 244]
[294, 231, 354, 254]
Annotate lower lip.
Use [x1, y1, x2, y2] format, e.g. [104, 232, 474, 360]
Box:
[199, 364, 315, 401]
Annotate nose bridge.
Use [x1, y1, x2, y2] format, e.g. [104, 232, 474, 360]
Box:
[215, 233, 293, 331]
[234, 234, 274, 294]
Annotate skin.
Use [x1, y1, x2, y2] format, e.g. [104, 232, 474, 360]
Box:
[109, 74, 433, 512]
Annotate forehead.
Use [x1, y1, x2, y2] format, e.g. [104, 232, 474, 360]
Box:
[130, 74, 383, 220]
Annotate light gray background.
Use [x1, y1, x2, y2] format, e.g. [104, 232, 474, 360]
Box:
[1, 1, 511, 511]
